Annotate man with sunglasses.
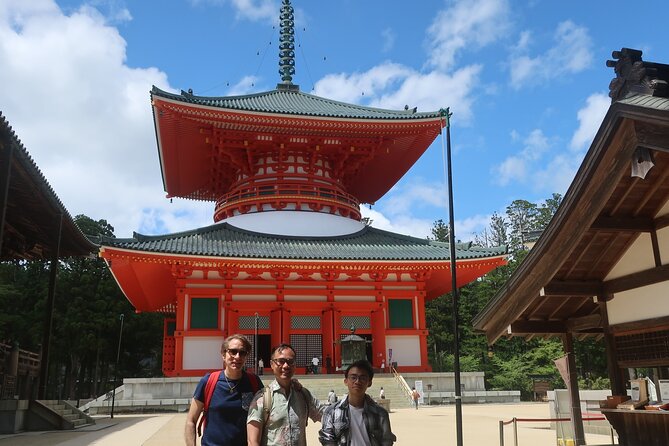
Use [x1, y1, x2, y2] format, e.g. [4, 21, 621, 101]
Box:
[319, 360, 396, 446]
[247, 343, 325, 446]
[185, 334, 263, 446]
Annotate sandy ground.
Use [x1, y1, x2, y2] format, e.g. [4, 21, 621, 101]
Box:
[0, 402, 617, 445]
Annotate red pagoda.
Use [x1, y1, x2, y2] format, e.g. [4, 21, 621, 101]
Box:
[99, 0, 507, 376]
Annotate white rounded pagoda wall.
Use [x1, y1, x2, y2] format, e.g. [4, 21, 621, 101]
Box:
[226, 210, 366, 236]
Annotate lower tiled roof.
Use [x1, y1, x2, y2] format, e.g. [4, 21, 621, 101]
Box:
[99, 223, 506, 261]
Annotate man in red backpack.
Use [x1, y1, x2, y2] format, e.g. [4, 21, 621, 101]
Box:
[185, 334, 263, 446]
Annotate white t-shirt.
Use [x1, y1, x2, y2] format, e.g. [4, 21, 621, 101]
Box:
[312, 357, 319, 366]
[349, 405, 371, 446]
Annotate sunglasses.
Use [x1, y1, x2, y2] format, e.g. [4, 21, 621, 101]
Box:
[226, 348, 249, 357]
[271, 358, 296, 366]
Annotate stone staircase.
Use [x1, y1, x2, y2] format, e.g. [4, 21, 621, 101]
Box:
[36, 400, 94, 429]
[272, 373, 414, 410]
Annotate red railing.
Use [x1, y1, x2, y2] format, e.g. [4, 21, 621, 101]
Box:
[215, 181, 361, 220]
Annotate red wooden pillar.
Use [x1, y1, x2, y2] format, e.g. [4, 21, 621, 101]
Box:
[371, 304, 386, 368]
[333, 310, 343, 370]
[322, 308, 335, 367]
[270, 307, 283, 348]
[281, 306, 291, 344]
[173, 289, 186, 376]
[416, 292, 430, 371]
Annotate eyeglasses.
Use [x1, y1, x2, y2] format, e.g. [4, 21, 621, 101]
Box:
[226, 348, 248, 357]
[347, 374, 370, 383]
[271, 358, 296, 367]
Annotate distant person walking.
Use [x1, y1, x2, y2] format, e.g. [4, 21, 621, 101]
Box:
[328, 389, 338, 405]
[258, 358, 264, 375]
[379, 387, 385, 400]
[411, 387, 420, 410]
[312, 356, 320, 374]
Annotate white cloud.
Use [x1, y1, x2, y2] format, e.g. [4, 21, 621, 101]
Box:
[314, 64, 481, 122]
[229, 0, 277, 22]
[189, 0, 278, 23]
[381, 27, 395, 53]
[0, 1, 213, 237]
[509, 20, 593, 87]
[426, 0, 510, 71]
[570, 92, 610, 151]
[227, 75, 260, 95]
[494, 129, 552, 185]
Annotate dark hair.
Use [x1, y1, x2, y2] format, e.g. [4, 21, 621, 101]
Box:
[270, 343, 296, 359]
[345, 359, 374, 380]
[221, 334, 252, 354]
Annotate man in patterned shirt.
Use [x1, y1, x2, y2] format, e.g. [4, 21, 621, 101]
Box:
[247, 344, 326, 446]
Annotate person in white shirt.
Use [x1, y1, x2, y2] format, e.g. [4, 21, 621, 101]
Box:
[379, 387, 385, 400]
[312, 356, 320, 374]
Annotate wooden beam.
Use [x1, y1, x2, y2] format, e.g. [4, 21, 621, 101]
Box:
[590, 216, 654, 232]
[603, 263, 669, 294]
[542, 280, 603, 297]
[654, 213, 669, 230]
[566, 313, 602, 331]
[634, 121, 669, 154]
[509, 320, 602, 334]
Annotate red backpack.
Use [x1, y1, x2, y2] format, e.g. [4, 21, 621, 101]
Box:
[197, 370, 262, 436]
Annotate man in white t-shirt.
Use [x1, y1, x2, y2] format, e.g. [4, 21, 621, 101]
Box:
[312, 356, 320, 374]
[318, 360, 396, 446]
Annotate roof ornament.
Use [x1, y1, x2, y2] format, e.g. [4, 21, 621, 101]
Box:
[607, 48, 669, 102]
[278, 0, 298, 90]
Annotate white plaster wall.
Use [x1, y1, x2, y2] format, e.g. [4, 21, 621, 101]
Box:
[607, 281, 669, 325]
[183, 337, 224, 370]
[605, 233, 656, 280]
[226, 211, 365, 236]
[386, 335, 421, 366]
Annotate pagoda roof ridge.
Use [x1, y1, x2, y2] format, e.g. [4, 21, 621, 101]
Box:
[151, 85, 447, 121]
[99, 221, 507, 261]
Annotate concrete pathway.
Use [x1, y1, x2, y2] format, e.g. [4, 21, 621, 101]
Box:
[0, 403, 616, 445]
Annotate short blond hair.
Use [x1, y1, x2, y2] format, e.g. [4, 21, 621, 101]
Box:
[221, 334, 252, 354]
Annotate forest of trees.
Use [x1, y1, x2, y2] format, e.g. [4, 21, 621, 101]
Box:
[426, 193, 610, 398]
[0, 216, 164, 400]
[0, 194, 611, 400]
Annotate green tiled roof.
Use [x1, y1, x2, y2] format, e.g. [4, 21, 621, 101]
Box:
[151, 86, 447, 121]
[100, 223, 506, 261]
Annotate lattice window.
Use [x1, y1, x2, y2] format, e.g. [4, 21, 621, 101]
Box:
[341, 316, 370, 330]
[289, 334, 322, 367]
[615, 329, 669, 366]
[239, 315, 270, 330]
[291, 315, 321, 330]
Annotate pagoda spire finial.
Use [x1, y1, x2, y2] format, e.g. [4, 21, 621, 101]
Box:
[278, 0, 296, 86]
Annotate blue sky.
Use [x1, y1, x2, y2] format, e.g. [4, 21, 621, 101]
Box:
[2, 0, 668, 240]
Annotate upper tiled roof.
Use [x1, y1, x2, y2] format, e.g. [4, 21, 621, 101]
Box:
[151, 86, 448, 121]
[99, 223, 506, 261]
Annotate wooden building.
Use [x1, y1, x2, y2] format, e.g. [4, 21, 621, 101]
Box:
[99, 0, 507, 377]
[473, 48, 669, 446]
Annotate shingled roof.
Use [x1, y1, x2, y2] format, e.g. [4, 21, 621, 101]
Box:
[151, 86, 448, 121]
[99, 223, 506, 261]
[0, 112, 96, 259]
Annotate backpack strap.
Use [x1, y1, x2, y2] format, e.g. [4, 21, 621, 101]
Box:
[245, 371, 262, 394]
[197, 370, 221, 437]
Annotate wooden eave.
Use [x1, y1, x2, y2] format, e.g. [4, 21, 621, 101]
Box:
[1, 115, 96, 260]
[152, 97, 444, 204]
[472, 101, 669, 344]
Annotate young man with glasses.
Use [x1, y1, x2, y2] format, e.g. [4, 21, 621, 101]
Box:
[319, 359, 396, 446]
[185, 334, 263, 446]
[247, 343, 326, 446]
